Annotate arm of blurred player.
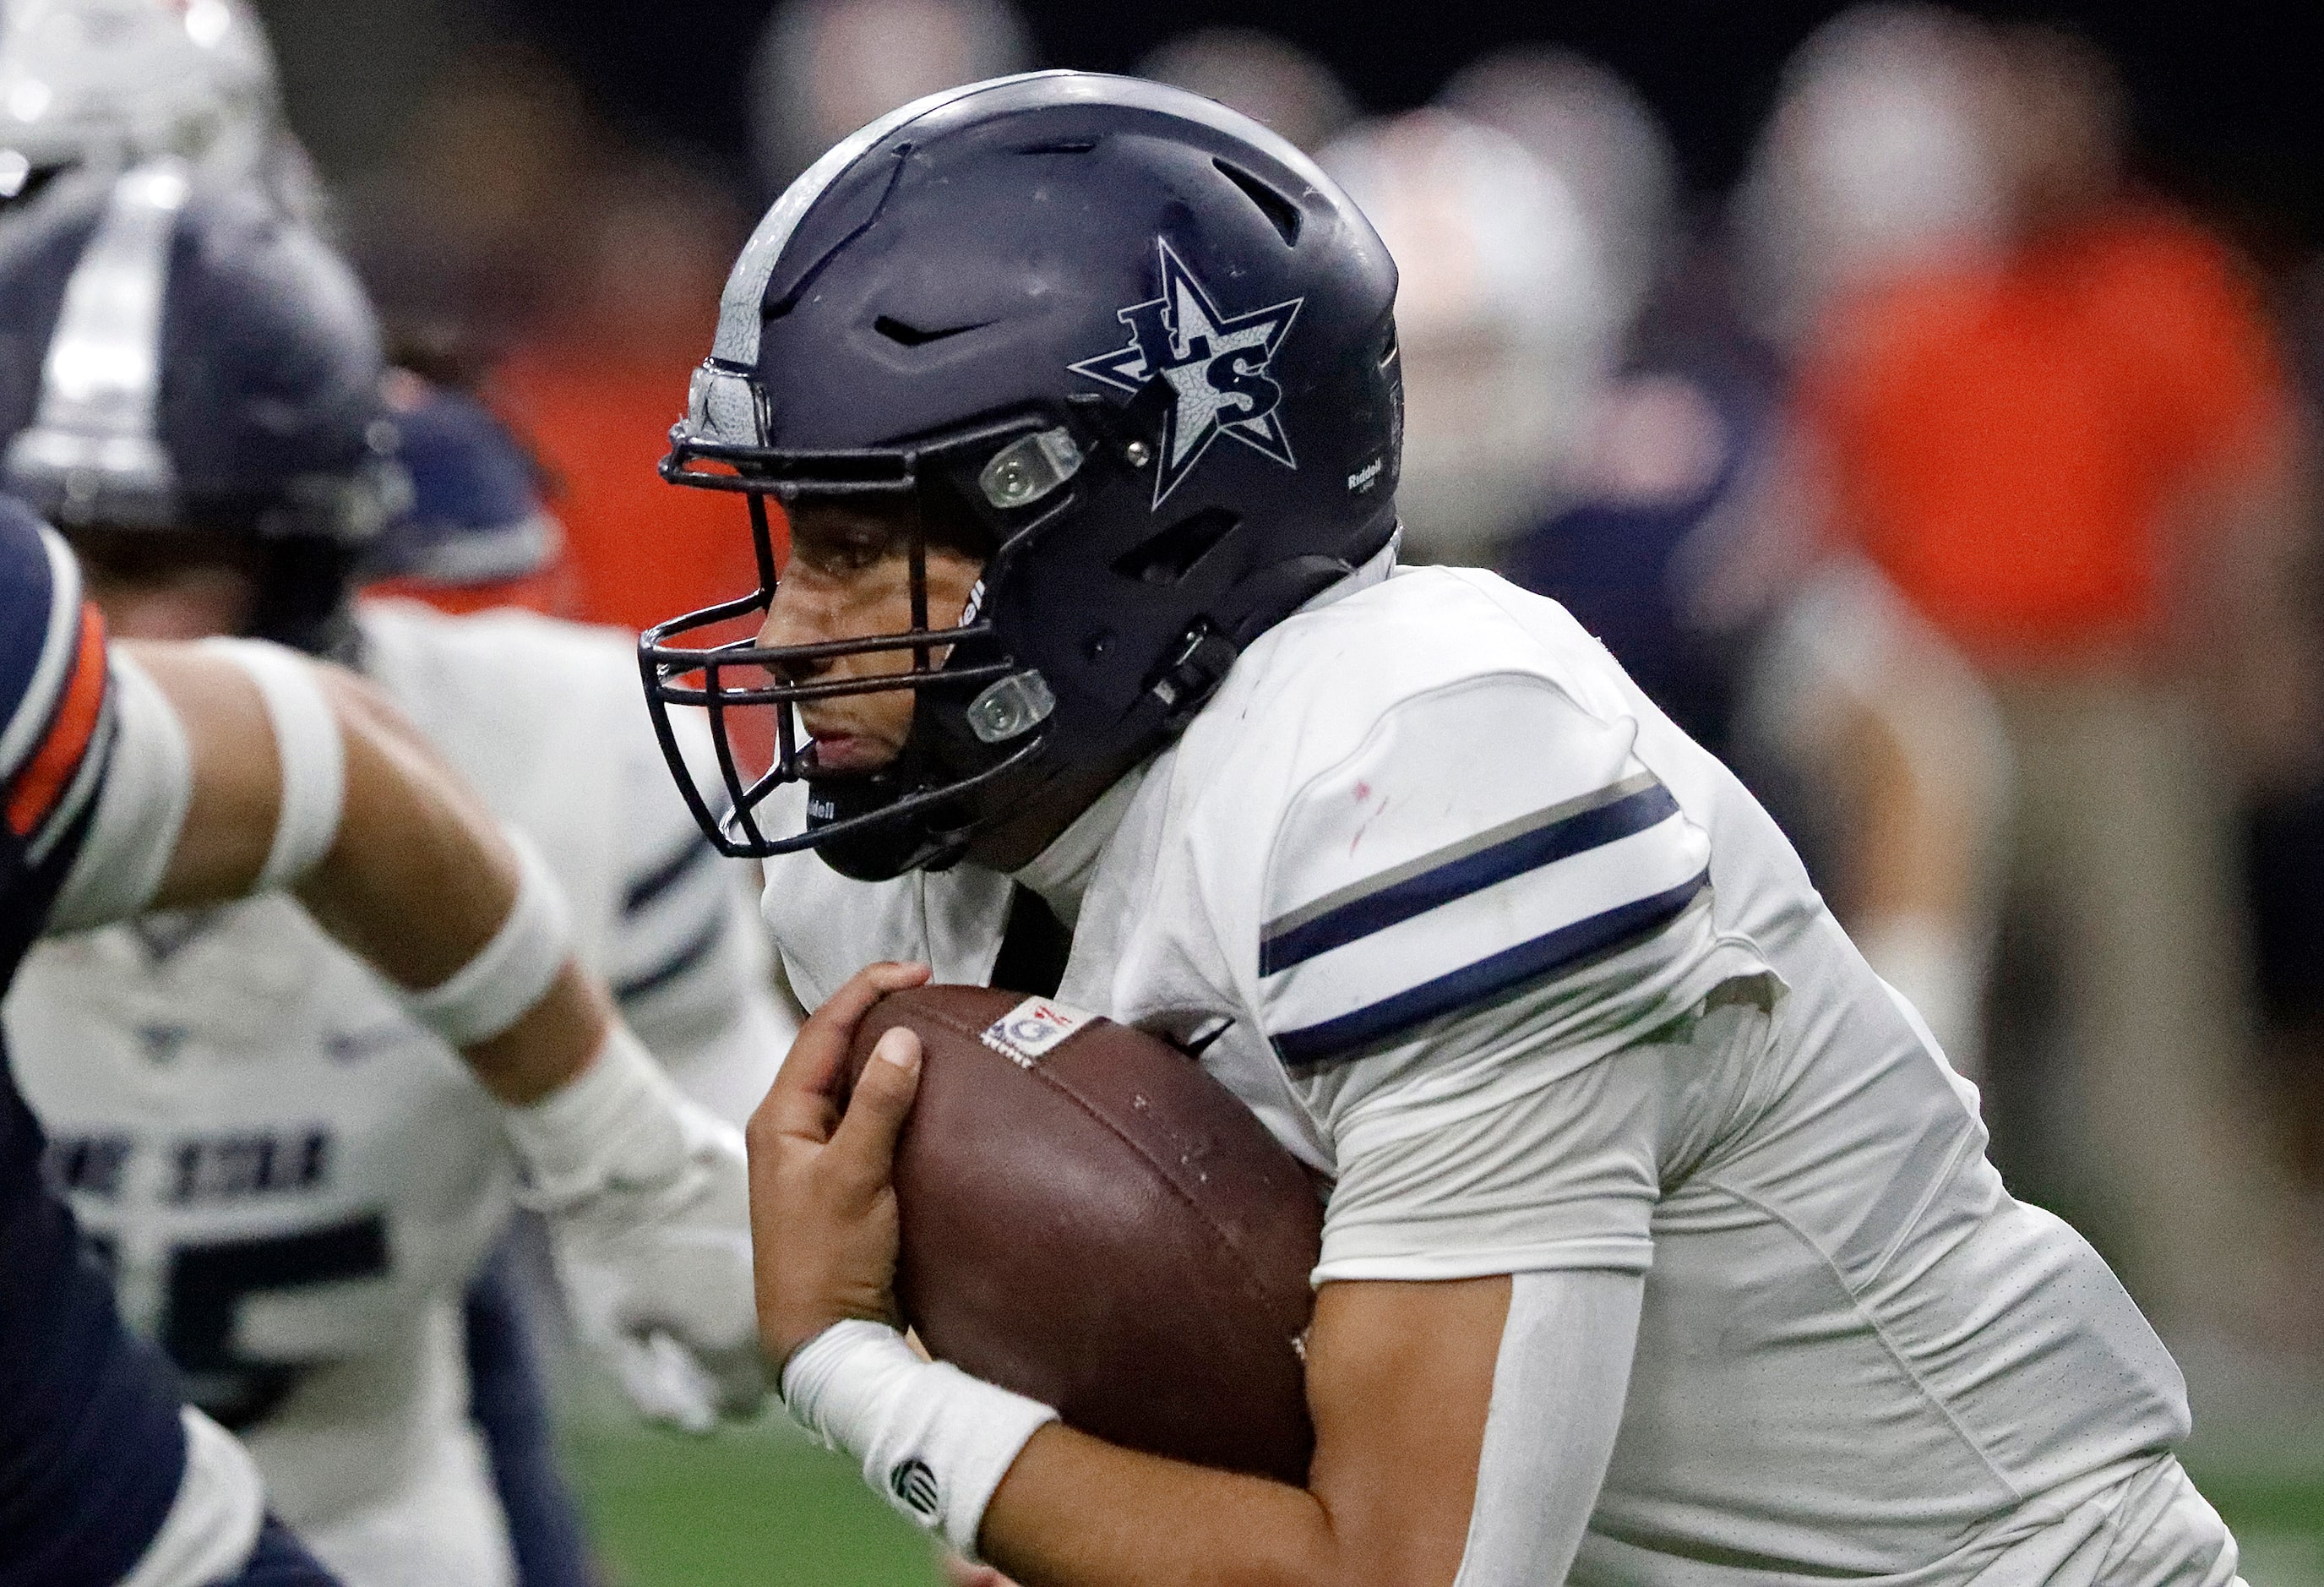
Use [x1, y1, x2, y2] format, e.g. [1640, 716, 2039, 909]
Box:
[66, 641, 600, 1099]
[47, 638, 765, 1427]
[752, 964, 1643, 1587]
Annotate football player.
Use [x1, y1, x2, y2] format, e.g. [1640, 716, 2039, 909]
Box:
[0, 0, 570, 621]
[0, 166, 786, 1584]
[0, 19, 721, 1584]
[0, 490, 756, 1574]
[640, 75, 2245, 1584]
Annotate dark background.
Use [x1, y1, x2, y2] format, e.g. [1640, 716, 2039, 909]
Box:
[475, 0, 2324, 245]
[255, 0, 2324, 250]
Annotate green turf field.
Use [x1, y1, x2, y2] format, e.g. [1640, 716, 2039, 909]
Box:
[566, 1415, 944, 1586]
[563, 1412, 2324, 1586]
[2208, 1475, 2324, 1586]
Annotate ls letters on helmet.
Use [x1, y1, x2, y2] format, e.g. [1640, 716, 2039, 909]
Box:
[1069, 239, 1304, 507]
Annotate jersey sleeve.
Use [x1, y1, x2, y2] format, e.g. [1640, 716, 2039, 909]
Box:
[2, 510, 116, 946]
[1244, 669, 1770, 1283]
[1253, 672, 1712, 1072]
[1314, 1034, 1665, 1282]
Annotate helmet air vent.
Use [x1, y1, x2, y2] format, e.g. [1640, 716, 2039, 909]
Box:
[1212, 158, 1302, 247]
[874, 314, 992, 348]
[1016, 138, 1098, 155]
[1111, 507, 1239, 586]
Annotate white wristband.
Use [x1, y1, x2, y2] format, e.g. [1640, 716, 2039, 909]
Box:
[502, 1021, 697, 1210]
[200, 637, 344, 890]
[405, 828, 573, 1046]
[783, 1320, 1059, 1558]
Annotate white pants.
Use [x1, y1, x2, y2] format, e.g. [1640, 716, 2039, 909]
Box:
[295, 1421, 514, 1587]
[243, 1301, 515, 1587]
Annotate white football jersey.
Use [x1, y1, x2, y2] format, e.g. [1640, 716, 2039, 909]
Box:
[760, 556, 2219, 1585]
[7, 598, 789, 1576]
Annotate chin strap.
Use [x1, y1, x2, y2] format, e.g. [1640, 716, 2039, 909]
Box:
[1146, 621, 1239, 722]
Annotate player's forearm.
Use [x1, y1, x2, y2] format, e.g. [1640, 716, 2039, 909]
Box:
[970, 1276, 1508, 1587]
[131, 641, 604, 1102]
[981, 1425, 1352, 1587]
[291, 666, 606, 1103]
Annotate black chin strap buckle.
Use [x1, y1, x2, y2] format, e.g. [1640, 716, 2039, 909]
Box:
[1148, 622, 1238, 723]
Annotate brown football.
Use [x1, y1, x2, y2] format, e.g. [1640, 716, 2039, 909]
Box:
[843, 983, 1322, 1485]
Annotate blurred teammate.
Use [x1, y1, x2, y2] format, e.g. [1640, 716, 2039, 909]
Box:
[0, 166, 786, 1584]
[1320, 109, 1619, 567]
[1, 0, 579, 624]
[0, 0, 318, 221]
[1789, 23, 2310, 1334]
[0, 422, 757, 1580]
[648, 73, 2242, 1584]
[1, 8, 779, 1578]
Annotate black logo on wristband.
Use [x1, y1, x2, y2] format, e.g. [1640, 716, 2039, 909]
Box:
[890, 1457, 941, 1520]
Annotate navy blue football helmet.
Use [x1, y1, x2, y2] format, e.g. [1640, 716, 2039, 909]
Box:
[0, 160, 400, 655]
[362, 376, 558, 590]
[643, 71, 1402, 880]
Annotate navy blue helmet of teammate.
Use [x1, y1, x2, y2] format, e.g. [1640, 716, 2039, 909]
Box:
[0, 160, 401, 656]
[642, 71, 1403, 880]
[362, 378, 558, 590]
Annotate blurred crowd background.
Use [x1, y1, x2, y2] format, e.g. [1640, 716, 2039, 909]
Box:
[15, 0, 2324, 1573]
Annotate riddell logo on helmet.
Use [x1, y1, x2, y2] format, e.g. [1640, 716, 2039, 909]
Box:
[1069, 239, 1304, 508]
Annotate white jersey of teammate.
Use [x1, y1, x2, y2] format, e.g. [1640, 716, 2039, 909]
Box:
[765, 547, 2240, 1585]
[8, 599, 792, 1587]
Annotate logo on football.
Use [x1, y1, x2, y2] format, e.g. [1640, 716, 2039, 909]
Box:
[979, 996, 1097, 1067]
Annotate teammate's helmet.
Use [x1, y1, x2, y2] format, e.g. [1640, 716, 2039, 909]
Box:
[644, 72, 1401, 880]
[0, 161, 401, 654]
[362, 374, 560, 592]
[0, 0, 297, 218]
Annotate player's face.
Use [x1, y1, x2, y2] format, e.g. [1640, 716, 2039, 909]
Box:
[66, 527, 259, 641]
[756, 499, 984, 777]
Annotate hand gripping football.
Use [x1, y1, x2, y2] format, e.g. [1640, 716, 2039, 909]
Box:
[844, 984, 1323, 1485]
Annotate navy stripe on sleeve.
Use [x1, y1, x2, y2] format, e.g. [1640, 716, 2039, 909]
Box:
[1259, 775, 1679, 976]
[1269, 869, 1710, 1070]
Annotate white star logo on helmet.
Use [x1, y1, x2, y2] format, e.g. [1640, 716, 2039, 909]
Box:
[1069, 239, 1304, 507]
